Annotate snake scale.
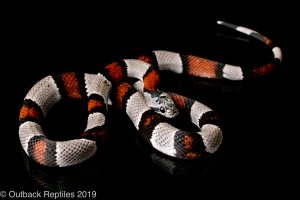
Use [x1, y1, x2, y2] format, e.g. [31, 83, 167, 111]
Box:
[19, 21, 282, 167]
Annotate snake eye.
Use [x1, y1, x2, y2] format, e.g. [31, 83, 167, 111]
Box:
[160, 107, 165, 113]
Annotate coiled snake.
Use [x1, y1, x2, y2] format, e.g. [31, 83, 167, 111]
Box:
[19, 21, 282, 167]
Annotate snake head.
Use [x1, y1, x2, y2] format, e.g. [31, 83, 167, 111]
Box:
[144, 91, 179, 118]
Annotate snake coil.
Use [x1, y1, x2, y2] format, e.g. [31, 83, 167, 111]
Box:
[19, 21, 282, 167]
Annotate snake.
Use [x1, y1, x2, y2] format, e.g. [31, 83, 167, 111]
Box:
[18, 21, 282, 167]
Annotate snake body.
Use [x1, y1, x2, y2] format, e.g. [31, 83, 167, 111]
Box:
[19, 21, 282, 167]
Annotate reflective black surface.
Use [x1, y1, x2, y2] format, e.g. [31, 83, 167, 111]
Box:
[1, 8, 297, 198]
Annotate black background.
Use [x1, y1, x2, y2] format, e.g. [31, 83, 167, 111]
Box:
[1, 3, 298, 198]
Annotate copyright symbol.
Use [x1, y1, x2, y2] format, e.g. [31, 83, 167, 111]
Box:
[0, 191, 6, 198]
